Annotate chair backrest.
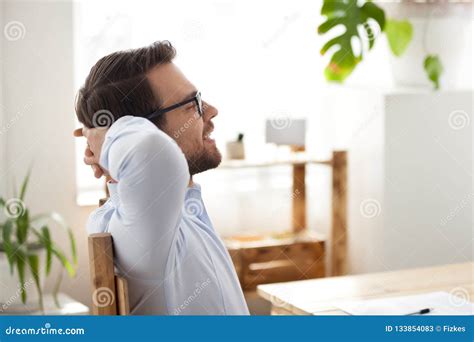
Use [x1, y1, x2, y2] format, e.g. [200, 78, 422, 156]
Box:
[88, 232, 130, 315]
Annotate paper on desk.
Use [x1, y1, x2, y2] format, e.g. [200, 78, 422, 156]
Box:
[333, 291, 473, 315]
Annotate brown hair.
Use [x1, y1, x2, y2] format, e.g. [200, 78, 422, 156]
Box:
[75, 41, 176, 128]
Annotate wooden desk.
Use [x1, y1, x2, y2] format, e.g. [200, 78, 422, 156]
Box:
[257, 262, 473, 315]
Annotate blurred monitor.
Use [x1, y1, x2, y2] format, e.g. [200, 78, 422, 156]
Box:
[265, 118, 306, 146]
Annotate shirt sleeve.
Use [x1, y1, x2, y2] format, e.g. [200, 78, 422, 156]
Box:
[97, 116, 189, 274]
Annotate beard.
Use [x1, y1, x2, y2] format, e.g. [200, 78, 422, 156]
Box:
[186, 143, 222, 176]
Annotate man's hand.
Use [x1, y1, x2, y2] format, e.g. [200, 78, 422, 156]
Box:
[73, 127, 108, 179]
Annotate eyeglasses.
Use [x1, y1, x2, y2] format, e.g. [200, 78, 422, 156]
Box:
[145, 91, 203, 121]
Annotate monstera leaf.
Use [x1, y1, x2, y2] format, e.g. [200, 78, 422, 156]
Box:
[318, 0, 385, 82]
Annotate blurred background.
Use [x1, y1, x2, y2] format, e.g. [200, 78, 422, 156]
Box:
[0, 0, 472, 315]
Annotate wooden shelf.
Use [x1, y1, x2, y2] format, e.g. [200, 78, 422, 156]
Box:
[224, 231, 326, 250]
[220, 150, 348, 283]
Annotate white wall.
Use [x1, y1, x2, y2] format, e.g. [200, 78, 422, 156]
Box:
[324, 87, 473, 274]
[2, 0, 93, 307]
[0, 1, 6, 195]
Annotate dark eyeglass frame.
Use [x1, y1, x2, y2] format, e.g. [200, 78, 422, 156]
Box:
[145, 91, 203, 121]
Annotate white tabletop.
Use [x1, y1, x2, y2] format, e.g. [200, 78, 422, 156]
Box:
[257, 262, 473, 315]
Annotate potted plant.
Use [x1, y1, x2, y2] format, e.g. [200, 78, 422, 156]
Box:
[0, 172, 77, 313]
[316, 0, 469, 89]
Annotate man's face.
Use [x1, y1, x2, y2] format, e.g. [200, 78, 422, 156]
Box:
[147, 63, 221, 175]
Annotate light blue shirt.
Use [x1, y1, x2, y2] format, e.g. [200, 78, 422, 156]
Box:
[87, 116, 249, 315]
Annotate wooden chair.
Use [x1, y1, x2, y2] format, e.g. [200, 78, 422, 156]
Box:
[88, 232, 130, 315]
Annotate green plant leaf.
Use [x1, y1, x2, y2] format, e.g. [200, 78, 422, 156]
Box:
[385, 19, 413, 57]
[16, 247, 27, 304]
[318, 0, 385, 83]
[52, 244, 76, 277]
[41, 226, 53, 275]
[19, 170, 31, 202]
[424, 54, 443, 90]
[31, 212, 77, 274]
[16, 208, 29, 244]
[27, 253, 43, 312]
[0, 197, 5, 208]
[53, 270, 63, 308]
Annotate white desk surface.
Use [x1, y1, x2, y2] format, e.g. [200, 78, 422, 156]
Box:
[257, 262, 473, 315]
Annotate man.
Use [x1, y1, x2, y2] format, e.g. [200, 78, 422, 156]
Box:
[74, 41, 249, 315]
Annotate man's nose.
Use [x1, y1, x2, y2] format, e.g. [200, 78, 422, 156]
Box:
[203, 102, 218, 121]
